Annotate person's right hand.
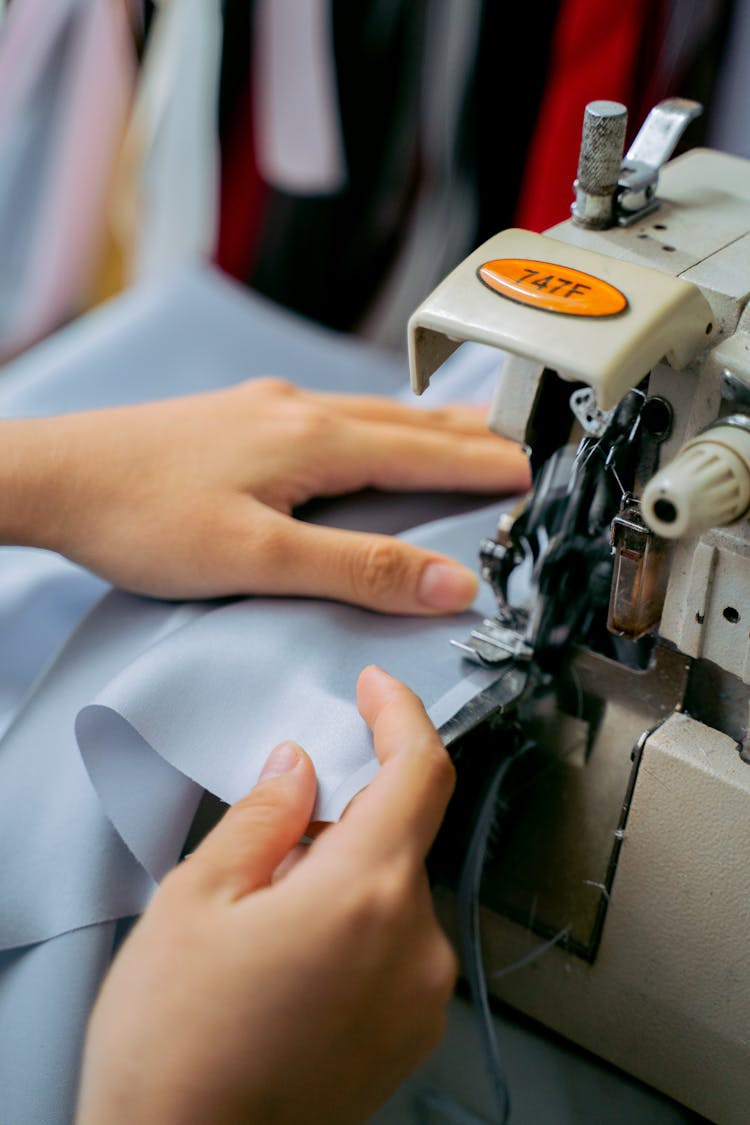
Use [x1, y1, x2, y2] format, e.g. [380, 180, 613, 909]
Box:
[75, 666, 458, 1125]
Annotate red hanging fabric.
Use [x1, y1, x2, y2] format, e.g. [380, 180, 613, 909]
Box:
[216, 74, 268, 280]
[513, 0, 665, 232]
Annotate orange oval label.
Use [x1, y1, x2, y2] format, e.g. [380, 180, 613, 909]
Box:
[477, 258, 627, 317]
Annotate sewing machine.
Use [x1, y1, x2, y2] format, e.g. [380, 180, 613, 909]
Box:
[409, 100, 750, 1124]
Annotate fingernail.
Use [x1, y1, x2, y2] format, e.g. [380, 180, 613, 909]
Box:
[361, 664, 395, 688]
[417, 561, 478, 611]
[259, 741, 300, 781]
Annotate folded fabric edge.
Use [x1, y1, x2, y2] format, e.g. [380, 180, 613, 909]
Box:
[75, 703, 203, 883]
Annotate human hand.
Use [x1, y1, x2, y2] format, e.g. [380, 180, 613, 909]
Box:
[75, 666, 458, 1125]
[2, 378, 529, 611]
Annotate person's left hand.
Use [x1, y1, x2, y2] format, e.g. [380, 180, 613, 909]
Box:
[3, 378, 529, 611]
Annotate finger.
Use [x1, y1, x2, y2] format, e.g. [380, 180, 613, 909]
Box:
[241, 514, 479, 614]
[187, 741, 318, 901]
[271, 821, 329, 881]
[336, 419, 530, 496]
[271, 842, 311, 883]
[314, 393, 494, 435]
[317, 667, 455, 866]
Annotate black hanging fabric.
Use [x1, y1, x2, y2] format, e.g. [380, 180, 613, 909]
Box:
[212, 0, 738, 339]
[247, 1, 428, 334]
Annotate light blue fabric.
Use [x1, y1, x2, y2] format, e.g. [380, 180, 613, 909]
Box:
[73, 505, 503, 876]
[0, 265, 506, 1124]
[0, 923, 118, 1125]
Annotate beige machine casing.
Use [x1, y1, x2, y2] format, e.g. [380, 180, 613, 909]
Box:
[409, 149, 750, 1124]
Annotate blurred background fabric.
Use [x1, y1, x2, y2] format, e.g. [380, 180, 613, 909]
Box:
[214, 0, 745, 348]
[0, 0, 746, 363]
[0, 0, 134, 359]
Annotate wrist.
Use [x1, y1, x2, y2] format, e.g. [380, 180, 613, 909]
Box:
[0, 418, 69, 550]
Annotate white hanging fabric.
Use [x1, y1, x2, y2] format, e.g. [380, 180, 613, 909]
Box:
[252, 0, 347, 195]
[0, 0, 135, 361]
[123, 0, 224, 282]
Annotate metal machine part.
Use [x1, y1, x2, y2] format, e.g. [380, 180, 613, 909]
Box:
[408, 100, 750, 1124]
[571, 100, 627, 229]
[459, 383, 675, 665]
[607, 498, 673, 639]
[572, 96, 703, 229]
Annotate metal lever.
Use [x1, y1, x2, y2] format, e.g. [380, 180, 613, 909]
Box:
[618, 97, 703, 221]
[625, 97, 704, 170]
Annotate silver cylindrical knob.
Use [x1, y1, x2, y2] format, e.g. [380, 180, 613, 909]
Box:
[642, 418, 750, 538]
[571, 101, 627, 229]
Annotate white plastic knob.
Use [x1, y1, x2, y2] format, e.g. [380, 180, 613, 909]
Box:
[642, 421, 750, 539]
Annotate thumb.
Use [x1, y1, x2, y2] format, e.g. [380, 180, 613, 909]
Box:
[255, 516, 479, 615]
[187, 742, 318, 901]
